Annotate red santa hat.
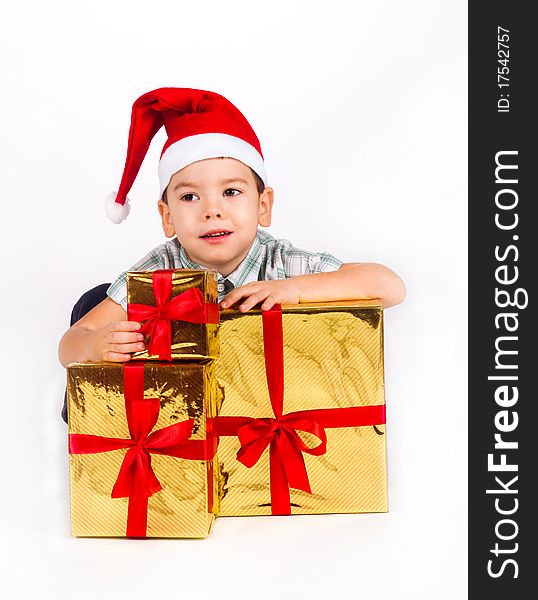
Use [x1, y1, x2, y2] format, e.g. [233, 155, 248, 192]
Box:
[105, 87, 268, 223]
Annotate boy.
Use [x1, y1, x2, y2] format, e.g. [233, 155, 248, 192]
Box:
[59, 87, 405, 372]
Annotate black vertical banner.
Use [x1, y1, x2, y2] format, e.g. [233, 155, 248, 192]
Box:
[469, 3, 536, 596]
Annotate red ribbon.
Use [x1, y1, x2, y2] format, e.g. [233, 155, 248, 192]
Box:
[213, 306, 386, 515]
[127, 270, 219, 360]
[69, 362, 216, 537]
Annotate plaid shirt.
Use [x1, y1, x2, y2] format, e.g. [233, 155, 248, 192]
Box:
[107, 229, 343, 310]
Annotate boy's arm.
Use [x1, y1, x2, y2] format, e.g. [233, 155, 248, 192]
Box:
[58, 297, 145, 367]
[220, 262, 406, 312]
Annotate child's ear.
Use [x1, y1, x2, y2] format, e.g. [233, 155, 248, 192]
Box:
[258, 187, 274, 227]
[158, 199, 176, 237]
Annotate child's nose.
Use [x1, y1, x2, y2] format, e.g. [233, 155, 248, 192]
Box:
[202, 197, 225, 220]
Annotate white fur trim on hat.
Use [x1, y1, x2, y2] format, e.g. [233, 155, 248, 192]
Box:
[104, 191, 131, 224]
[158, 133, 267, 197]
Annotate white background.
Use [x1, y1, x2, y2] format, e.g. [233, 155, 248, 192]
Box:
[0, 1, 467, 598]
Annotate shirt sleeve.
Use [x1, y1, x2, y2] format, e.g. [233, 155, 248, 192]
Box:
[106, 246, 168, 311]
[270, 238, 343, 278]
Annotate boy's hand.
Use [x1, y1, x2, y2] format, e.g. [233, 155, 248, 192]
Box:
[92, 321, 146, 362]
[220, 280, 300, 312]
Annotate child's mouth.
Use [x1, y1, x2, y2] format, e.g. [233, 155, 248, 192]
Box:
[199, 230, 233, 243]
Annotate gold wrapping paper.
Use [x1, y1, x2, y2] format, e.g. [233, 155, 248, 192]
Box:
[216, 300, 387, 516]
[127, 269, 219, 360]
[68, 361, 219, 538]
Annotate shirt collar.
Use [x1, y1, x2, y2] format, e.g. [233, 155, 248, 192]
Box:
[177, 232, 264, 286]
[178, 242, 202, 270]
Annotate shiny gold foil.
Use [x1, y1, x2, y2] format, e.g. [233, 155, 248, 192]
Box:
[216, 300, 388, 516]
[127, 269, 219, 360]
[67, 361, 219, 538]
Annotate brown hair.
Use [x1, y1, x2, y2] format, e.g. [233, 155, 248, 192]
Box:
[161, 163, 265, 204]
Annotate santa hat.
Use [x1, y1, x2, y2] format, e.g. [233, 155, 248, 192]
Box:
[105, 87, 267, 223]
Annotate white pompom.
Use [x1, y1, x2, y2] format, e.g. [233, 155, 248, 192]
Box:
[104, 192, 131, 224]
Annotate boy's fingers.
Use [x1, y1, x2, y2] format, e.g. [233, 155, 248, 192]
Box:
[110, 342, 146, 354]
[239, 291, 268, 312]
[111, 321, 142, 332]
[261, 296, 277, 311]
[221, 286, 260, 308]
[103, 352, 132, 362]
[220, 291, 241, 307]
[109, 331, 145, 343]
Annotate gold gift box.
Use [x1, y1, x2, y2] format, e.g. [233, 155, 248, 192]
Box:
[67, 361, 219, 538]
[127, 269, 219, 360]
[215, 300, 388, 516]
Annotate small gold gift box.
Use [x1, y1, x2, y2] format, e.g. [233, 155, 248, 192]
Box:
[127, 269, 219, 361]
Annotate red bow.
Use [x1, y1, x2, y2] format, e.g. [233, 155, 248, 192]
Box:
[69, 362, 215, 537]
[213, 306, 386, 515]
[127, 270, 219, 360]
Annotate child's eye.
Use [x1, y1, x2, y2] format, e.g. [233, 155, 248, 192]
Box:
[180, 193, 199, 202]
[223, 188, 240, 197]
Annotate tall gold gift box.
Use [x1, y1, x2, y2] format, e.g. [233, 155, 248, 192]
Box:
[215, 300, 388, 516]
[127, 269, 220, 361]
[68, 361, 219, 538]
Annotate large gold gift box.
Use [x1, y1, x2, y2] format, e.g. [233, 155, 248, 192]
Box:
[215, 300, 388, 516]
[67, 361, 219, 538]
[127, 269, 219, 361]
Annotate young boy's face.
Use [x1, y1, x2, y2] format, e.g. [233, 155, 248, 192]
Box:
[158, 157, 273, 277]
